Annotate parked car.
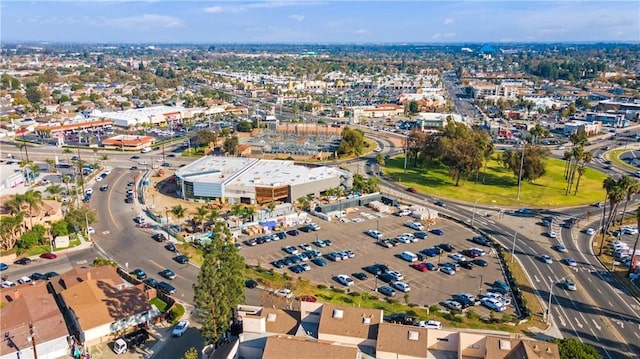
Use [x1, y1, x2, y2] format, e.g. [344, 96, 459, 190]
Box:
[472, 259, 489, 267]
[481, 297, 506, 312]
[440, 266, 455, 275]
[157, 282, 176, 294]
[17, 276, 32, 284]
[165, 243, 176, 251]
[172, 320, 189, 337]
[336, 274, 354, 286]
[273, 289, 293, 298]
[159, 269, 176, 280]
[30, 272, 48, 281]
[392, 281, 411, 292]
[377, 286, 396, 297]
[388, 313, 416, 325]
[39, 252, 57, 260]
[14, 258, 32, 265]
[130, 268, 147, 280]
[297, 295, 318, 303]
[442, 300, 462, 311]
[311, 258, 327, 266]
[352, 272, 368, 281]
[143, 278, 159, 289]
[366, 229, 383, 239]
[174, 255, 189, 264]
[416, 320, 442, 329]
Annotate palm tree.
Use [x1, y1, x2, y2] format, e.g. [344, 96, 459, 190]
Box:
[193, 206, 209, 232]
[230, 204, 243, 217]
[23, 189, 43, 229]
[629, 207, 640, 277]
[618, 176, 639, 225]
[46, 184, 63, 201]
[267, 201, 277, 217]
[4, 194, 25, 215]
[565, 146, 584, 195]
[45, 158, 56, 173]
[207, 208, 220, 229]
[171, 205, 186, 228]
[243, 206, 256, 222]
[563, 150, 572, 179]
[573, 151, 593, 195]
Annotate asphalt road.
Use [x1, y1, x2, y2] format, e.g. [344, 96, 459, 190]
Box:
[1, 246, 100, 283]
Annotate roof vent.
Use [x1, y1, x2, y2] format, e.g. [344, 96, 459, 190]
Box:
[408, 331, 420, 341]
[533, 344, 540, 351]
[267, 313, 277, 322]
[332, 309, 343, 319]
[546, 347, 553, 353]
[499, 339, 511, 351]
[362, 317, 371, 324]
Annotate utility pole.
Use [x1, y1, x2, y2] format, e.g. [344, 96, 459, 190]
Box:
[29, 322, 38, 359]
[76, 147, 85, 196]
[516, 142, 525, 200]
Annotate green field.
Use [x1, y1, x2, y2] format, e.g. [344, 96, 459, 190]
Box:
[383, 155, 607, 208]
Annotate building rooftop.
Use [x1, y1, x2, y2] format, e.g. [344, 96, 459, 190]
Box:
[0, 282, 68, 356]
[317, 303, 382, 340]
[376, 322, 428, 358]
[227, 160, 345, 188]
[175, 156, 258, 185]
[91, 105, 185, 122]
[262, 336, 359, 359]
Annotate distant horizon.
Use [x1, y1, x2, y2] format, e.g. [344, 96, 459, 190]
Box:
[2, 1, 638, 43]
[5, 41, 639, 46]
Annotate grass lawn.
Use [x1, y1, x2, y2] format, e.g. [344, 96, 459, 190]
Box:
[608, 149, 637, 172]
[383, 155, 607, 208]
[150, 297, 169, 312]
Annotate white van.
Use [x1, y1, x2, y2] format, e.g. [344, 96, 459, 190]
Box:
[141, 147, 151, 153]
[399, 251, 418, 262]
[112, 338, 127, 354]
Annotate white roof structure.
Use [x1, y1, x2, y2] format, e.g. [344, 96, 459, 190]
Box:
[176, 157, 346, 188]
[90, 106, 186, 127]
[226, 159, 345, 188]
[175, 157, 257, 185]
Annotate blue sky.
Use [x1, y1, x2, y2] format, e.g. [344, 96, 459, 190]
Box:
[2, 1, 639, 43]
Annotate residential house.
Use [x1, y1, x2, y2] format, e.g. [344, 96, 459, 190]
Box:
[262, 336, 359, 359]
[0, 282, 71, 359]
[316, 303, 382, 353]
[51, 266, 159, 346]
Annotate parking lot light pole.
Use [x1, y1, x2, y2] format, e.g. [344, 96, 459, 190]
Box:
[479, 274, 484, 297]
[373, 275, 378, 291]
[376, 219, 380, 231]
[164, 207, 170, 237]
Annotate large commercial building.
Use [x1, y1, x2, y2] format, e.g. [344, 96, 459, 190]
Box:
[174, 157, 352, 204]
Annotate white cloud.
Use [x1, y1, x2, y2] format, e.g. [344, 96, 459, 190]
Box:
[203, 6, 224, 14]
[354, 29, 369, 35]
[289, 14, 305, 22]
[101, 14, 183, 30]
[203, 1, 324, 14]
[432, 32, 456, 40]
[444, 18, 454, 25]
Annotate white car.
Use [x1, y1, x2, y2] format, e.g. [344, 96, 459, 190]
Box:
[85, 188, 93, 195]
[387, 270, 404, 281]
[392, 281, 411, 292]
[539, 254, 553, 264]
[1, 280, 17, 288]
[405, 221, 424, 231]
[87, 227, 95, 234]
[564, 258, 577, 267]
[17, 276, 32, 284]
[95, 176, 103, 182]
[481, 297, 506, 312]
[416, 320, 442, 329]
[547, 230, 557, 238]
[449, 253, 466, 262]
[172, 320, 189, 337]
[585, 228, 595, 235]
[273, 289, 293, 298]
[336, 274, 354, 286]
[299, 243, 312, 251]
[366, 230, 383, 239]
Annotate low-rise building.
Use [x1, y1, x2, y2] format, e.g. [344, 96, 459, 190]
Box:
[585, 111, 627, 128]
[0, 282, 71, 359]
[101, 135, 155, 150]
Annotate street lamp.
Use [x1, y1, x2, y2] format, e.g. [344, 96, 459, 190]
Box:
[545, 275, 573, 325]
[479, 274, 484, 297]
[376, 219, 380, 231]
[85, 212, 91, 242]
[373, 274, 379, 291]
[164, 207, 170, 237]
[471, 199, 480, 228]
[511, 231, 517, 263]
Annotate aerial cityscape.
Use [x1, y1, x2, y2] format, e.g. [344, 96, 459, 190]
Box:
[1, 1, 639, 359]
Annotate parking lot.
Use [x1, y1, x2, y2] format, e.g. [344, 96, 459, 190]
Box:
[239, 207, 515, 316]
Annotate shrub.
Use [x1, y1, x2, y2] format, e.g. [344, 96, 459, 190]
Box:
[332, 288, 345, 294]
[466, 309, 480, 321]
[341, 297, 354, 304]
[408, 303, 418, 308]
[167, 303, 185, 324]
[317, 284, 327, 289]
[501, 313, 514, 323]
[429, 305, 440, 313]
[348, 291, 361, 297]
[385, 298, 398, 305]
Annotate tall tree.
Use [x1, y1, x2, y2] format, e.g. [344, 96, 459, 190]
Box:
[23, 189, 43, 229]
[630, 207, 640, 277]
[618, 175, 639, 225]
[193, 221, 245, 345]
[573, 151, 593, 195]
[46, 184, 64, 201]
[171, 205, 186, 227]
[193, 205, 209, 232]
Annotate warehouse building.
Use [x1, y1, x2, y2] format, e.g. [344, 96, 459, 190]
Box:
[174, 157, 352, 204]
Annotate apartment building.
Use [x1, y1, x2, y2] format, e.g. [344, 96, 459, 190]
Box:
[231, 303, 560, 359]
[470, 81, 525, 99]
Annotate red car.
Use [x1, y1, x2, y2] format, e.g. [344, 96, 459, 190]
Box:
[406, 187, 417, 193]
[410, 263, 428, 272]
[297, 295, 318, 303]
[40, 253, 57, 260]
